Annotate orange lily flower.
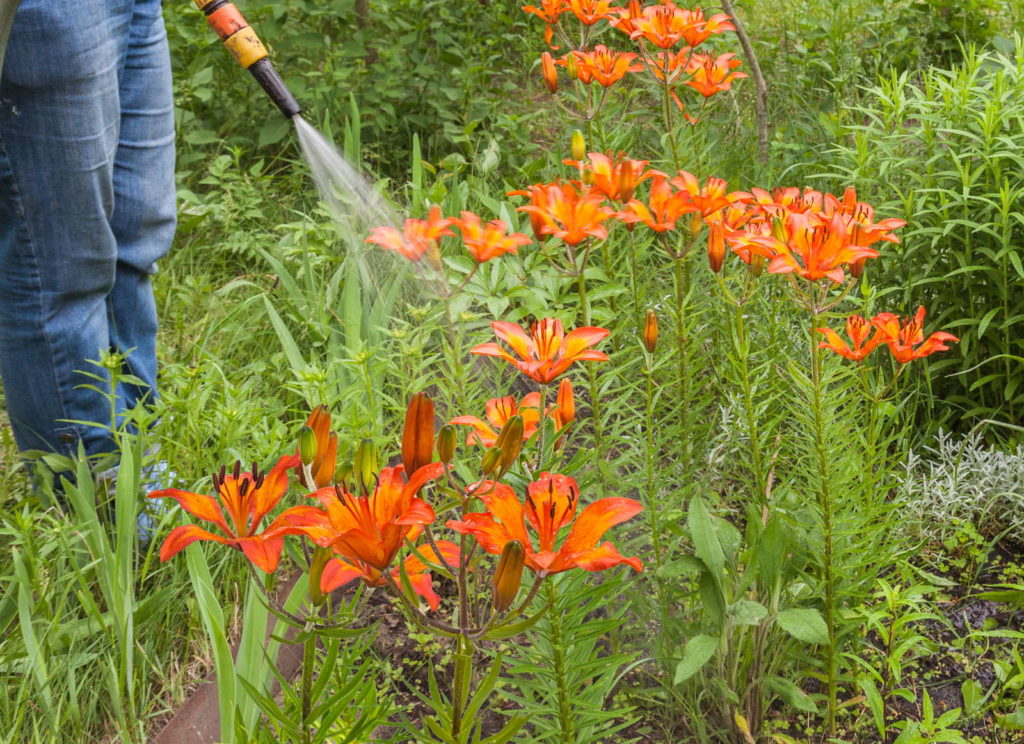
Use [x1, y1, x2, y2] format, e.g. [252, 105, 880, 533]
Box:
[629, 1, 704, 49]
[744, 212, 880, 284]
[618, 177, 696, 233]
[568, 46, 643, 87]
[455, 211, 531, 263]
[523, 0, 569, 47]
[645, 47, 694, 85]
[281, 462, 444, 573]
[471, 317, 609, 384]
[677, 9, 735, 46]
[319, 540, 460, 611]
[563, 152, 667, 202]
[366, 205, 454, 262]
[870, 307, 959, 364]
[447, 473, 643, 577]
[296, 405, 338, 489]
[515, 182, 614, 246]
[608, 0, 644, 36]
[450, 393, 545, 447]
[683, 52, 747, 97]
[824, 187, 906, 248]
[817, 315, 886, 361]
[150, 455, 302, 573]
[508, 182, 561, 242]
[568, 0, 618, 25]
[671, 171, 747, 217]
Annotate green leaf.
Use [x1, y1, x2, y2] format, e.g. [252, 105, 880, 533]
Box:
[688, 497, 725, 584]
[766, 675, 818, 714]
[731, 600, 768, 626]
[775, 608, 829, 645]
[673, 634, 718, 685]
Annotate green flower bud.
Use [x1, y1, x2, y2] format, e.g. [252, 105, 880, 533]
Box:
[436, 424, 458, 464]
[354, 438, 379, 496]
[298, 425, 318, 467]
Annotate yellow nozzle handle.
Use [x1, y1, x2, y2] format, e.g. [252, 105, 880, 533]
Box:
[195, 0, 301, 118]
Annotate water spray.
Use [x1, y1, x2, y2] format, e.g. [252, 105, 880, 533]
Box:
[194, 0, 301, 119]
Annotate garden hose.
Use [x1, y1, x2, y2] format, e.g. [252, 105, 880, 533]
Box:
[194, 0, 301, 119]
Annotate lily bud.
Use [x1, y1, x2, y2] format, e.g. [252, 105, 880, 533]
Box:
[492, 540, 526, 612]
[496, 414, 525, 473]
[335, 462, 353, 491]
[849, 258, 865, 279]
[308, 546, 333, 606]
[616, 162, 636, 202]
[402, 393, 435, 476]
[642, 309, 659, 353]
[565, 53, 578, 81]
[354, 438, 379, 497]
[436, 424, 458, 464]
[689, 213, 703, 239]
[481, 446, 502, 476]
[771, 216, 787, 242]
[556, 378, 575, 427]
[297, 426, 317, 467]
[707, 223, 725, 273]
[571, 129, 586, 162]
[540, 51, 558, 94]
[749, 253, 766, 277]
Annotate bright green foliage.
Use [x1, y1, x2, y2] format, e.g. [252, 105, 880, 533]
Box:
[825, 40, 1024, 429]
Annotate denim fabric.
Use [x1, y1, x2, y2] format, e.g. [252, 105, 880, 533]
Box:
[0, 0, 175, 457]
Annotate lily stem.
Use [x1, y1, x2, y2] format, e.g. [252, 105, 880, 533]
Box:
[301, 628, 316, 744]
[810, 301, 838, 739]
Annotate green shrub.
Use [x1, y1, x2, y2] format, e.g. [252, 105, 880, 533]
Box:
[822, 38, 1024, 430]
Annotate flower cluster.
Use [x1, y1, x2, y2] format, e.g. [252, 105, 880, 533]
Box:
[366, 207, 530, 266]
[526, 0, 744, 118]
[818, 307, 959, 364]
[150, 319, 640, 617]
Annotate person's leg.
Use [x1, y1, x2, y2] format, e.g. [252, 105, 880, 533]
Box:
[108, 0, 176, 412]
[0, 0, 133, 457]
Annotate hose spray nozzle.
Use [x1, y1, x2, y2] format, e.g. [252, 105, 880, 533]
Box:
[195, 0, 302, 119]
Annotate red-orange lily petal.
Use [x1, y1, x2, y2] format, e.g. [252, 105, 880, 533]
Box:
[450, 393, 543, 447]
[683, 52, 747, 98]
[569, 45, 643, 87]
[281, 463, 444, 573]
[516, 181, 614, 246]
[629, 1, 704, 48]
[319, 540, 459, 611]
[448, 472, 642, 577]
[871, 307, 959, 364]
[617, 177, 696, 233]
[150, 454, 301, 573]
[455, 211, 531, 262]
[817, 315, 886, 361]
[568, 0, 617, 25]
[471, 317, 610, 384]
[366, 205, 455, 262]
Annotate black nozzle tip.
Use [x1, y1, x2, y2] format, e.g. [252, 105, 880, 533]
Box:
[248, 58, 302, 119]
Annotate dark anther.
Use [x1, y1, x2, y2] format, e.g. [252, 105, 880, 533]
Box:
[233, 461, 241, 481]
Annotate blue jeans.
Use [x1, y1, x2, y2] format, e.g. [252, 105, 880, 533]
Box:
[0, 0, 175, 458]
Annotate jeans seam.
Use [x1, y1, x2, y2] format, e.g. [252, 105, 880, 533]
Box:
[0, 121, 77, 454]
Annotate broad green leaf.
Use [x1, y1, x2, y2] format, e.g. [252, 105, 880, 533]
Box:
[775, 607, 829, 645]
[674, 634, 718, 685]
[688, 497, 725, 584]
[766, 675, 818, 714]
